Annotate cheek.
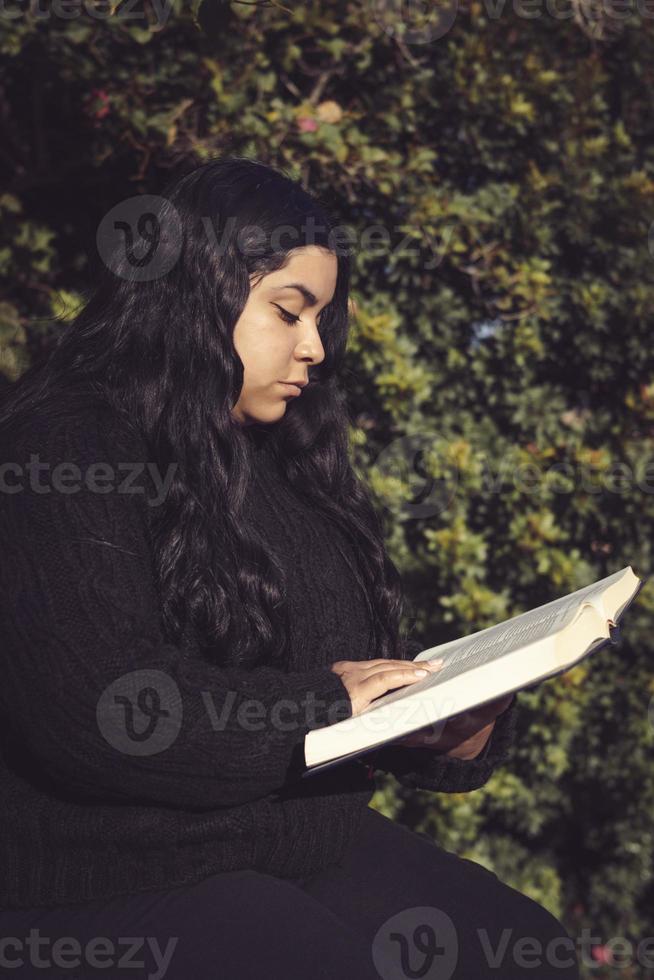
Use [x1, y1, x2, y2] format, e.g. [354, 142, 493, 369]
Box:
[233, 315, 268, 359]
[253, 332, 289, 365]
[238, 322, 292, 382]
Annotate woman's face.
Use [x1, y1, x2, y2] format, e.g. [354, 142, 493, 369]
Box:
[231, 245, 337, 426]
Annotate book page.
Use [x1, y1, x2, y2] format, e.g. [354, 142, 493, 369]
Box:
[362, 606, 567, 715]
[358, 569, 633, 717]
[410, 569, 632, 688]
[420, 593, 572, 664]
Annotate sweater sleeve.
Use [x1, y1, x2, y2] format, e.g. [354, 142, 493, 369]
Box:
[0, 409, 352, 810]
[369, 696, 518, 792]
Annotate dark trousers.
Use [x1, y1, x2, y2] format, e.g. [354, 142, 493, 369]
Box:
[0, 805, 580, 979]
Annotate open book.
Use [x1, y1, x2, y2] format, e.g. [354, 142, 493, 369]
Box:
[302, 565, 645, 777]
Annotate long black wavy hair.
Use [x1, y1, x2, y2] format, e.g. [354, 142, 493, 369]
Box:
[0, 156, 415, 670]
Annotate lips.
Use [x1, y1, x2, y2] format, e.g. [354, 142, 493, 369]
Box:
[279, 381, 306, 395]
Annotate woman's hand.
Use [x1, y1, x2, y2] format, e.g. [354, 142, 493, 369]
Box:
[393, 693, 515, 761]
[329, 657, 444, 717]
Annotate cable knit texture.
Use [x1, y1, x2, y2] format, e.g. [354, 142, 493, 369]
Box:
[0, 388, 517, 909]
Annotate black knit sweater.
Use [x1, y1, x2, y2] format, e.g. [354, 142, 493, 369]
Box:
[0, 387, 517, 910]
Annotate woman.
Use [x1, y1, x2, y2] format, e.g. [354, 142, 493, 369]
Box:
[0, 156, 579, 978]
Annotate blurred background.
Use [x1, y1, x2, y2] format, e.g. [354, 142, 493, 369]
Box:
[1, 1, 653, 974]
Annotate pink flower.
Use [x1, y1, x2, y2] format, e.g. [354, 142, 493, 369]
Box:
[297, 117, 318, 132]
[84, 88, 111, 121]
[591, 945, 613, 965]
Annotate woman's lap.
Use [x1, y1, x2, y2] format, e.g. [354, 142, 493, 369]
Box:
[1, 806, 580, 980]
[298, 805, 580, 979]
[0, 869, 380, 980]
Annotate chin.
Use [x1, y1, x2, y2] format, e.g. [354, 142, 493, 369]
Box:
[241, 403, 287, 426]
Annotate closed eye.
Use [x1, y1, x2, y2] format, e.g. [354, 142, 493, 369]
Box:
[273, 304, 300, 325]
[273, 302, 328, 327]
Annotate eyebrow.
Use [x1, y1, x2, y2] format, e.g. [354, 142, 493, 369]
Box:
[273, 283, 319, 306]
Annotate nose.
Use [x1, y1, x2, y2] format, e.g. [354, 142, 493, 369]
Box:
[294, 320, 325, 366]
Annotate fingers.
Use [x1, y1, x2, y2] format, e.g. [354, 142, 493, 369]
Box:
[362, 665, 444, 698]
[356, 658, 441, 668]
[335, 657, 448, 717]
[362, 658, 444, 674]
[362, 668, 436, 692]
[397, 723, 447, 748]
